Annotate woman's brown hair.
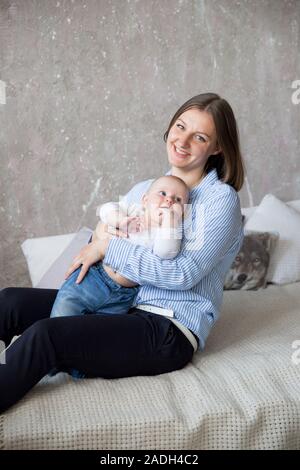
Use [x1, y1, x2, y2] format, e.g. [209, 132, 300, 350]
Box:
[163, 93, 244, 191]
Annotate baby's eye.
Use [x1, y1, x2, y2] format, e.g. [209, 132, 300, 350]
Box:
[158, 190, 167, 196]
[175, 196, 182, 203]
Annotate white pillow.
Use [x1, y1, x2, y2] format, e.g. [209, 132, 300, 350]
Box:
[22, 233, 76, 286]
[288, 199, 300, 212]
[36, 227, 93, 289]
[241, 199, 300, 223]
[241, 206, 256, 222]
[22, 227, 93, 288]
[244, 194, 300, 285]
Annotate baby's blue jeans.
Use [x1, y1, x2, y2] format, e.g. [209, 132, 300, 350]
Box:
[51, 262, 139, 318]
[50, 262, 139, 378]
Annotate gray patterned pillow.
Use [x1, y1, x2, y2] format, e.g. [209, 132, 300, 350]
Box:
[224, 231, 279, 290]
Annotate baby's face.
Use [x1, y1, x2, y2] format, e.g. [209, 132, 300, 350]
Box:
[142, 177, 189, 224]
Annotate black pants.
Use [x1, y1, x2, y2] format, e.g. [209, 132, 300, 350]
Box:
[0, 287, 194, 413]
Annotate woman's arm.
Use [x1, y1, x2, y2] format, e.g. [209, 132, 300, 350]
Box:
[66, 181, 242, 288]
[104, 188, 243, 290]
[65, 179, 153, 283]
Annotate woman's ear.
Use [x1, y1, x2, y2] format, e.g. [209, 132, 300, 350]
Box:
[211, 144, 222, 156]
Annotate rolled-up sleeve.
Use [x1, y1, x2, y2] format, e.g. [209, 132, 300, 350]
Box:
[103, 187, 242, 290]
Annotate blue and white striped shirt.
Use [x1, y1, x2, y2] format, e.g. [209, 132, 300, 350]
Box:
[104, 169, 244, 350]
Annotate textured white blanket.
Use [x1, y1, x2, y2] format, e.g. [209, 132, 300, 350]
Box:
[2, 282, 300, 450]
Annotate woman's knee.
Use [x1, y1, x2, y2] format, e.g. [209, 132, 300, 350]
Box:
[24, 317, 77, 368]
[27, 317, 70, 348]
[27, 318, 62, 341]
[27, 318, 55, 339]
[12, 319, 59, 372]
[23, 319, 59, 361]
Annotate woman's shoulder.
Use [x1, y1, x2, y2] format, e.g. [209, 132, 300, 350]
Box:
[213, 179, 238, 198]
[197, 180, 241, 226]
[209, 180, 240, 207]
[195, 174, 239, 205]
[190, 178, 241, 226]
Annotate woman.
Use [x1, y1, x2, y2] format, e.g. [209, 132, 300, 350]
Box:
[0, 93, 244, 413]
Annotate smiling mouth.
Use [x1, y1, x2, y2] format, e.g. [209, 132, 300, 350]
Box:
[173, 145, 190, 157]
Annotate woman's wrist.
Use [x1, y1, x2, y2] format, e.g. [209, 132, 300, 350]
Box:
[94, 237, 110, 260]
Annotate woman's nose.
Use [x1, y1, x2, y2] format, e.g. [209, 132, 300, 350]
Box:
[177, 136, 190, 148]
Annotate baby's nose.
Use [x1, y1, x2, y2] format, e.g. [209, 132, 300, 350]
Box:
[165, 196, 174, 206]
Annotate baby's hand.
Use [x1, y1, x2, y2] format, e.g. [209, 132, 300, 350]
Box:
[159, 204, 183, 228]
[119, 216, 142, 234]
[171, 202, 184, 223]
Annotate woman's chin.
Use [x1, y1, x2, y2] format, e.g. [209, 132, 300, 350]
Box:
[168, 150, 187, 167]
[169, 156, 190, 168]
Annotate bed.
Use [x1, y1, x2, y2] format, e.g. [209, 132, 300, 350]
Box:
[2, 281, 300, 450]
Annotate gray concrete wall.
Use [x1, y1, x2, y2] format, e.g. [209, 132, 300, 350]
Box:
[0, 0, 299, 287]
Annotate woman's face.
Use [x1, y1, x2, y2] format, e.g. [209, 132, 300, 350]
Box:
[166, 108, 220, 172]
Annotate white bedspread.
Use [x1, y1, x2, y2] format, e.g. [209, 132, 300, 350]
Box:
[1, 282, 300, 450]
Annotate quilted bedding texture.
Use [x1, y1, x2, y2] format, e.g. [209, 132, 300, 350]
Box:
[1, 282, 300, 450]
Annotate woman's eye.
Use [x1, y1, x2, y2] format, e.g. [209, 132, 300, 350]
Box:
[176, 123, 184, 130]
[196, 135, 206, 142]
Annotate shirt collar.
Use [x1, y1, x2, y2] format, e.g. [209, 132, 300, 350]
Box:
[165, 168, 219, 196]
[190, 168, 219, 196]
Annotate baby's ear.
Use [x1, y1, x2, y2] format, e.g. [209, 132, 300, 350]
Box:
[141, 193, 148, 206]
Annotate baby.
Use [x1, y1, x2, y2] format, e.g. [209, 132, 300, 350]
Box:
[50, 175, 189, 319]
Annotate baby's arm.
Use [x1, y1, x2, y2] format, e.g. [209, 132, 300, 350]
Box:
[99, 202, 126, 228]
[152, 207, 183, 259]
[91, 203, 118, 242]
[93, 202, 142, 241]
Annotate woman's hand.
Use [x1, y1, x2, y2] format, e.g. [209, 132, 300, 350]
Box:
[64, 238, 108, 284]
[65, 223, 122, 284]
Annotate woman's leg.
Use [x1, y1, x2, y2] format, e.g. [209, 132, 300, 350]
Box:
[0, 287, 58, 346]
[0, 309, 194, 413]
